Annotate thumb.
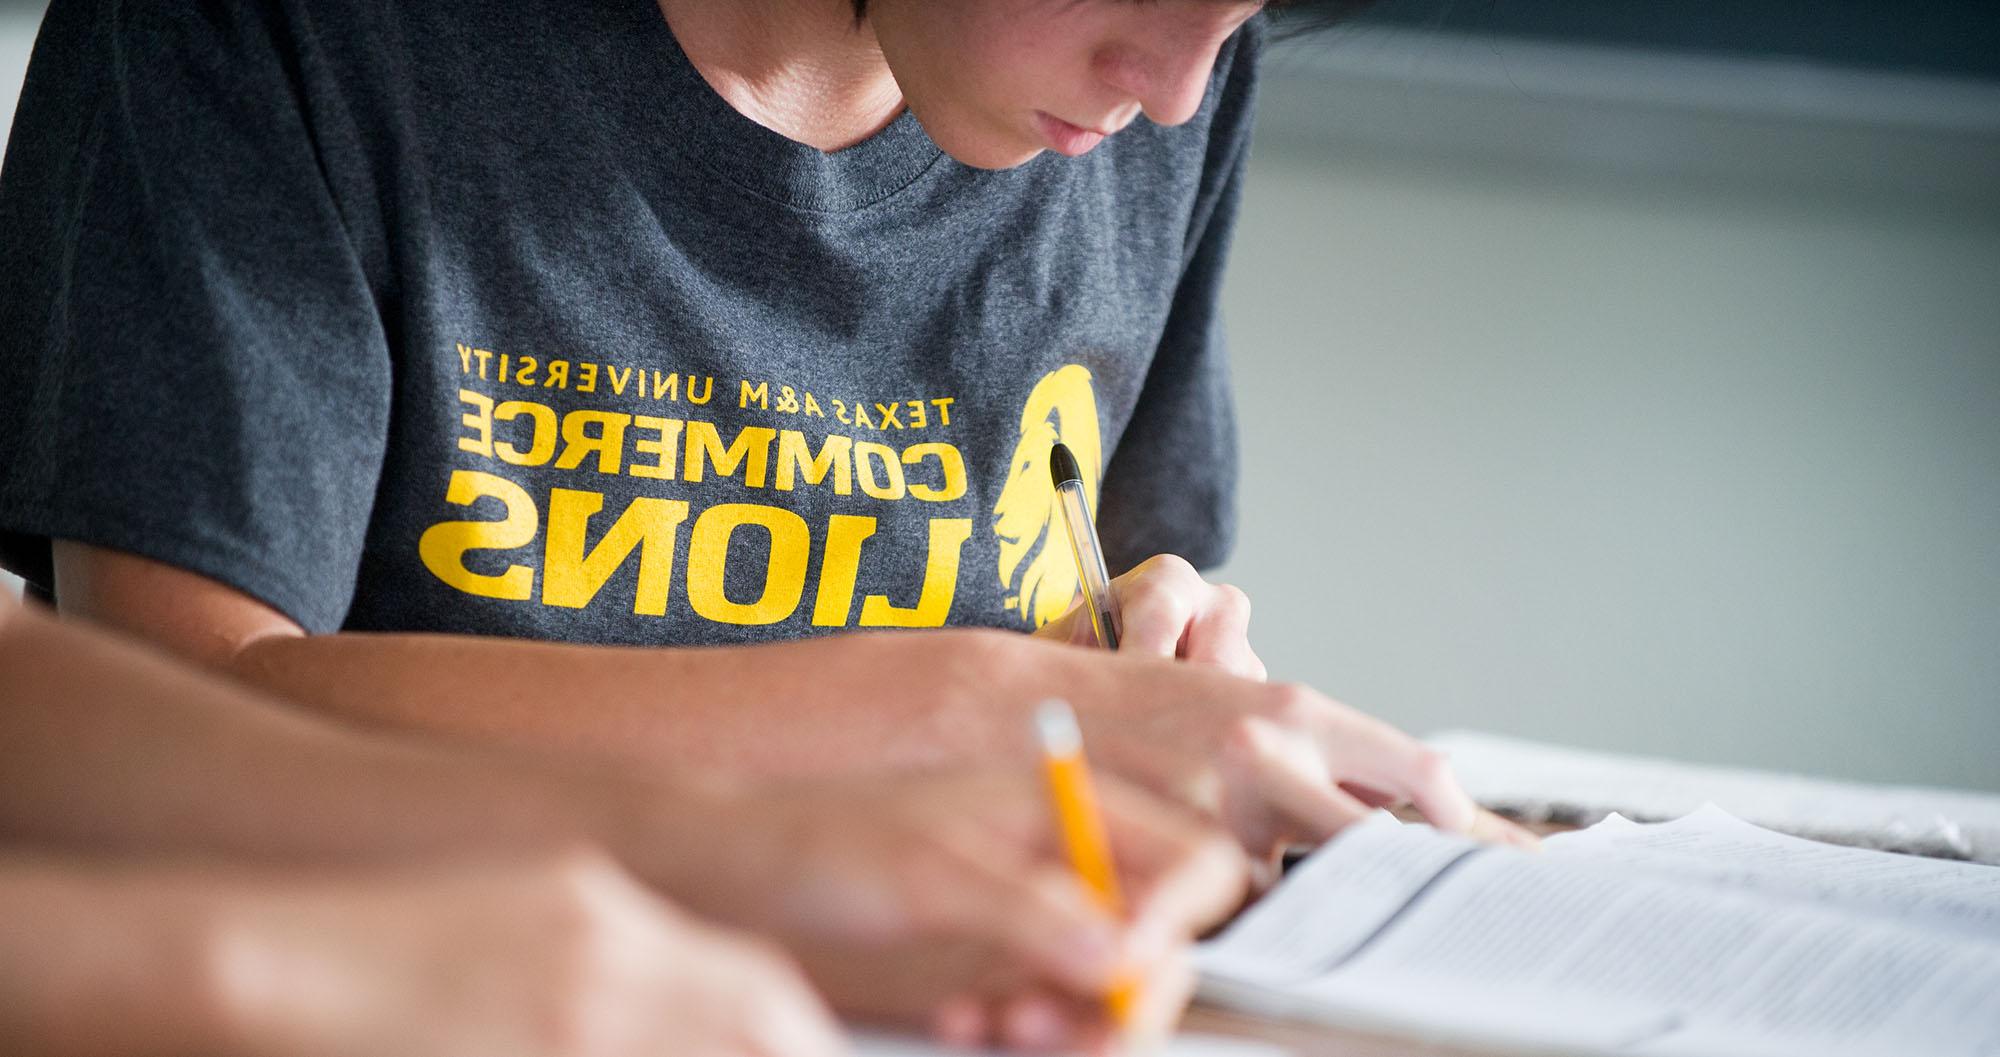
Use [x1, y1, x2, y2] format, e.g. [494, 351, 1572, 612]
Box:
[910, 854, 1134, 998]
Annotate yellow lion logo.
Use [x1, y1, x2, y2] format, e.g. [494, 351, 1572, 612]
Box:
[994, 364, 1102, 627]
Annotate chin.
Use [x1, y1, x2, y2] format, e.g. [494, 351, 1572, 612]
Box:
[914, 111, 1046, 170]
[944, 142, 1045, 170]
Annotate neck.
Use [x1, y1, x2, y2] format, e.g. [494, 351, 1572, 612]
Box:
[656, 0, 905, 152]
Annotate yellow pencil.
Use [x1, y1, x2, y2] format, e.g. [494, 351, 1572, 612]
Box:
[1034, 698, 1139, 1027]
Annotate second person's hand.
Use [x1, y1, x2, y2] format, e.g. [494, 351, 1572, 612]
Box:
[604, 767, 1249, 1053]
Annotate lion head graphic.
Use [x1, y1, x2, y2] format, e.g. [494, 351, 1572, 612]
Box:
[994, 364, 1103, 627]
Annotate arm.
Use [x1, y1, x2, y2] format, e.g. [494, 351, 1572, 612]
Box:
[0, 586, 621, 864]
[2, 585, 1249, 1049]
[51, 540, 1533, 860]
[0, 852, 844, 1057]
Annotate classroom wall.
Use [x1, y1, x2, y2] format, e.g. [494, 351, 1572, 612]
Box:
[1217, 31, 2000, 792]
[2, 8, 1994, 790]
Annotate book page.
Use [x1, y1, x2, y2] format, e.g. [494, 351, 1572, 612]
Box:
[1311, 850, 2000, 1056]
[1547, 804, 2000, 939]
[849, 1030, 1289, 1057]
[1197, 813, 1475, 985]
[1202, 810, 2000, 1056]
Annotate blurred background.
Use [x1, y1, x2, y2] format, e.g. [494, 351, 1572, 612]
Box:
[3, 1, 1995, 791]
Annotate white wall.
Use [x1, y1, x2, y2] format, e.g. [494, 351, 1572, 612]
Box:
[1219, 35, 2000, 792]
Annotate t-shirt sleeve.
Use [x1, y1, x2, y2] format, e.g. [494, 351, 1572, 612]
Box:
[0, 0, 391, 632]
[1096, 17, 1262, 576]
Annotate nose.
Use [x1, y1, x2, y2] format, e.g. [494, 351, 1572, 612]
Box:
[1092, 24, 1234, 127]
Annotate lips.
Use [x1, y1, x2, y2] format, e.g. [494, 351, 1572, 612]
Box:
[1035, 111, 1108, 157]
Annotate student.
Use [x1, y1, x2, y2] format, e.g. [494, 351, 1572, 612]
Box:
[0, 596, 1244, 1051]
[0, 0, 1530, 860]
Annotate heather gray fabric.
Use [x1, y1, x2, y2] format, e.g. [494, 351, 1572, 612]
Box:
[0, 0, 1257, 644]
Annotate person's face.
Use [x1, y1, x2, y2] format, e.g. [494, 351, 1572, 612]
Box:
[867, 0, 1265, 169]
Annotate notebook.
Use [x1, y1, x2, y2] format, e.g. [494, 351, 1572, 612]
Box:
[1198, 807, 2000, 1057]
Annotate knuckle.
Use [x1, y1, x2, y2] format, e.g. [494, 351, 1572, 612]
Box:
[1150, 552, 1201, 584]
[1122, 570, 1178, 609]
[1220, 711, 1266, 758]
[1263, 682, 1326, 729]
[1214, 582, 1252, 618]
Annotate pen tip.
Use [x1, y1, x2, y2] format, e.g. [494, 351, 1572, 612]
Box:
[1049, 442, 1082, 489]
[1033, 699, 1082, 755]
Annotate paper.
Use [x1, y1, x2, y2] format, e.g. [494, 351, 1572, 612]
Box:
[848, 1031, 1290, 1057]
[1546, 804, 2000, 939]
[1426, 730, 2000, 863]
[1199, 810, 2000, 1057]
[1197, 811, 1473, 985]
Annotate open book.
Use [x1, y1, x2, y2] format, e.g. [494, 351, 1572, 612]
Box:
[1197, 806, 2000, 1057]
[850, 1031, 1286, 1056]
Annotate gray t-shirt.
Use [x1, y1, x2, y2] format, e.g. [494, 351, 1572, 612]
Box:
[0, 0, 1257, 644]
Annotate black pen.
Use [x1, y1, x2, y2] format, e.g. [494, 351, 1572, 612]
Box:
[1049, 442, 1122, 650]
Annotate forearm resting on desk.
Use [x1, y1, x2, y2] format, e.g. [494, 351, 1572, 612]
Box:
[0, 859, 233, 1057]
[51, 539, 1535, 857]
[0, 597, 671, 864]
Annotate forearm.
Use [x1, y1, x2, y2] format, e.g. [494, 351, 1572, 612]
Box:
[0, 606, 615, 863]
[230, 625, 1053, 776]
[0, 858, 232, 1057]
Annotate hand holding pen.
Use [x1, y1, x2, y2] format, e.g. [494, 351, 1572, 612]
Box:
[1041, 442, 1267, 680]
[1036, 442, 1538, 861]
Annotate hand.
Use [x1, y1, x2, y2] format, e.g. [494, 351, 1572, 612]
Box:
[1035, 554, 1265, 680]
[215, 852, 845, 1057]
[616, 769, 1248, 1053]
[978, 633, 1538, 867]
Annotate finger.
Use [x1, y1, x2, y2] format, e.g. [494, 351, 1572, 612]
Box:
[931, 995, 988, 1050]
[1122, 951, 1198, 1048]
[1314, 706, 1481, 837]
[1180, 583, 1264, 680]
[999, 992, 1076, 1054]
[1033, 591, 1092, 646]
[1253, 747, 1376, 848]
[1093, 779, 1249, 941]
[1114, 556, 1204, 659]
[1469, 807, 1542, 850]
[905, 850, 1130, 997]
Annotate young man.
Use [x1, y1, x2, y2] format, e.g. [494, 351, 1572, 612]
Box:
[0, 594, 1243, 1051]
[0, 0, 1528, 869]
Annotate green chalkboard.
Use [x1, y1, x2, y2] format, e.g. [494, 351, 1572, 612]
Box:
[1289, 1, 2000, 82]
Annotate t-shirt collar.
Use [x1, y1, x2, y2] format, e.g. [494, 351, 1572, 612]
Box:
[638, 1, 947, 213]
